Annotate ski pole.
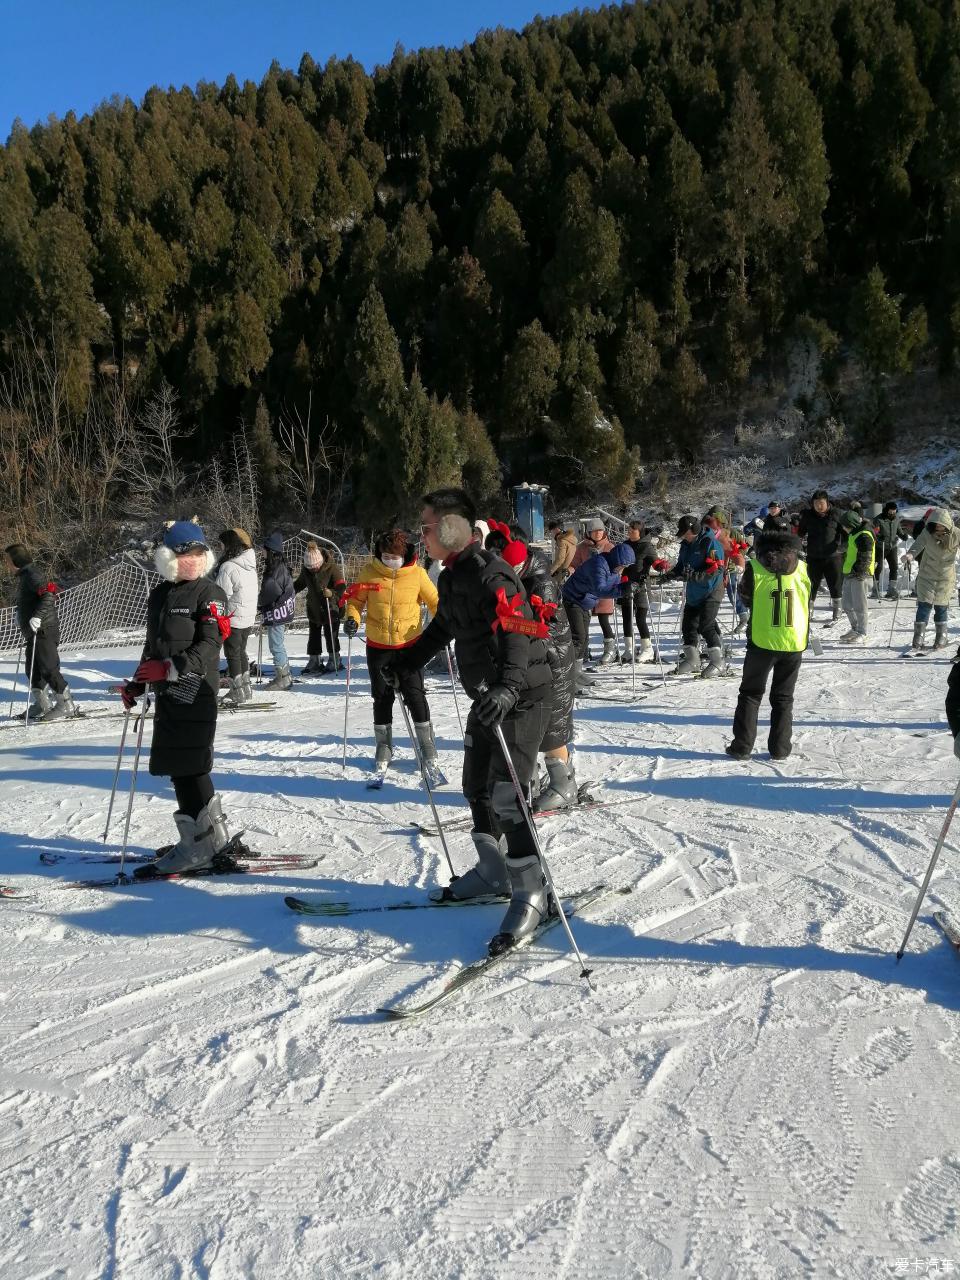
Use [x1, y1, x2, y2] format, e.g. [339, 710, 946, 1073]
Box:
[886, 582, 902, 649]
[652, 581, 668, 687]
[628, 597, 637, 699]
[395, 689, 456, 880]
[7, 640, 23, 720]
[23, 637, 38, 726]
[116, 694, 151, 884]
[341, 629, 353, 771]
[256, 626, 264, 685]
[103, 707, 132, 841]
[445, 645, 464, 736]
[477, 683, 595, 987]
[896, 775, 960, 960]
[323, 593, 337, 670]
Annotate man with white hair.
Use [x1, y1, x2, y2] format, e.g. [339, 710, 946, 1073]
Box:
[383, 487, 555, 954]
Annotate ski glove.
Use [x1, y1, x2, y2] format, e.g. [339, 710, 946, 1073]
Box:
[343, 617, 359, 638]
[134, 658, 171, 683]
[474, 683, 518, 726]
[28, 616, 42, 633]
[121, 681, 145, 710]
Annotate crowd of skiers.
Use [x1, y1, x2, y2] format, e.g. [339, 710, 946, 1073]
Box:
[3, 485, 959, 957]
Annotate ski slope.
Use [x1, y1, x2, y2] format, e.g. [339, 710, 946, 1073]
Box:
[0, 598, 958, 1279]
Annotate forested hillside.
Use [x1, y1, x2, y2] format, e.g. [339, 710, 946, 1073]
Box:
[1, 0, 957, 550]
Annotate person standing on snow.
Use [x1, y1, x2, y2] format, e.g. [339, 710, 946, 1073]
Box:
[562, 538, 636, 680]
[342, 527, 441, 783]
[381, 488, 555, 955]
[3, 543, 75, 722]
[121, 520, 237, 877]
[726, 529, 811, 761]
[618, 521, 658, 663]
[257, 532, 297, 690]
[485, 520, 580, 811]
[570, 517, 618, 665]
[295, 542, 345, 675]
[659, 514, 726, 676]
[871, 502, 907, 601]
[798, 491, 844, 623]
[837, 510, 876, 644]
[215, 528, 258, 706]
[904, 509, 960, 652]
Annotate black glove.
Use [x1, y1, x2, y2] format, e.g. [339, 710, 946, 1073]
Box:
[474, 683, 518, 726]
[343, 617, 359, 638]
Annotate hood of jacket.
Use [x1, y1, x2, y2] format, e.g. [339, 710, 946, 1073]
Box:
[756, 530, 802, 576]
[926, 508, 954, 531]
[604, 542, 636, 571]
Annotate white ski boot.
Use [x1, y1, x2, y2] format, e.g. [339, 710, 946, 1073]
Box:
[637, 638, 655, 663]
[934, 624, 950, 649]
[597, 637, 618, 666]
[140, 796, 232, 878]
[39, 688, 77, 722]
[265, 664, 292, 690]
[221, 675, 247, 707]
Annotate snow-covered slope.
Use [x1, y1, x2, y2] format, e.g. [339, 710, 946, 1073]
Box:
[0, 601, 958, 1278]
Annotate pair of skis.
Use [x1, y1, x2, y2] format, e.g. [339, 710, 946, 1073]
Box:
[286, 884, 632, 1019]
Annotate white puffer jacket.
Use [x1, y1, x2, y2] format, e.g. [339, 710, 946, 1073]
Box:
[216, 548, 259, 629]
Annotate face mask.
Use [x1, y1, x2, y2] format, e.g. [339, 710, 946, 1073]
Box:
[382, 555, 403, 570]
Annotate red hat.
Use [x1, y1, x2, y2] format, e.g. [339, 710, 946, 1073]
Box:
[487, 518, 527, 568]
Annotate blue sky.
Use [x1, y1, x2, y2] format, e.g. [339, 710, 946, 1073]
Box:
[1, 1, 598, 139]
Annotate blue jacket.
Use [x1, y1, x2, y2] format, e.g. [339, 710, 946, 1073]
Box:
[677, 529, 725, 605]
[562, 543, 635, 613]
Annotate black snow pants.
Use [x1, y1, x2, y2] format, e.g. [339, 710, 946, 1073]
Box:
[731, 646, 803, 757]
[25, 631, 67, 694]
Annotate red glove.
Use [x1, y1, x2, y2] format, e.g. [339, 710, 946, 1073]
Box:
[121, 681, 145, 710]
[652, 558, 670, 573]
[134, 659, 170, 684]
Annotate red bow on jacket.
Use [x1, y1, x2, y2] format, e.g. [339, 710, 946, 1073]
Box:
[341, 581, 382, 606]
[491, 588, 547, 638]
[206, 600, 232, 641]
[36, 582, 59, 596]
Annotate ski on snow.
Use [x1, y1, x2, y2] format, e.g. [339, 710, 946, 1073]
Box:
[410, 788, 657, 839]
[934, 910, 960, 952]
[59, 852, 321, 889]
[377, 884, 633, 1020]
[284, 890, 508, 917]
[1, 885, 33, 900]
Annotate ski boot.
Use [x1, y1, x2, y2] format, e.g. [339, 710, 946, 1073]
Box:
[489, 854, 555, 955]
[300, 655, 323, 676]
[597, 637, 618, 666]
[221, 675, 247, 707]
[732, 616, 748, 635]
[533, 756, 578, 812]
[265, 664, 293, 691]
[637, 638, 655, 663]
[674, 644, 699, 675]
[241, 672, 253, 702]
[725, 741, 751, 761]
[434, 831, 509, 902]
[869, 583, 881, 601]
[830, 599, 843, 623]
[323, 655, 342, 674]
[39, 688, 77, 722]
[620, 636, 635, 664]
[839, 631, 865, 645]
[413, 721, 447, 788]
[138, 796, 233, 878]
[934, 624, 950, 650]
[574, 660, 596, 691]
[20, 686, 53, 721]
[884, 585, 900, 601]
[907, 623, 926, 653]
[700, 646, 725, 678]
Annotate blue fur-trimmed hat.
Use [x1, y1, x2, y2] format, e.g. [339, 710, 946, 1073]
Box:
[162, 520, 207, 552]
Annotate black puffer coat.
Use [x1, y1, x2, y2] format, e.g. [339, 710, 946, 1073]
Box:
[15, 563, 60, 641]
[400, 545, 552, 706]
[520, 547, 575, 751]
[798, 506, 842, 559]
[143, 576, 228, 778]
[622, 537, 658, 609]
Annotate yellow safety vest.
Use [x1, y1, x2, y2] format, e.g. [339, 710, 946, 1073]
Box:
[842, 529, 876, 577]
[748, 560, 811, 652]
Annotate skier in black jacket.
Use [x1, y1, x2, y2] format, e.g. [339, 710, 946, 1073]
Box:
[120, 521, 236, 877]
[383, 488, 555, 954]
[797, 491, 844, 622]
[3, 543, 75, 721]
[485, 520, 579, 811]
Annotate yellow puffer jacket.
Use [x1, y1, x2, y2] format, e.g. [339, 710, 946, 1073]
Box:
[345, 557, 439, 649]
